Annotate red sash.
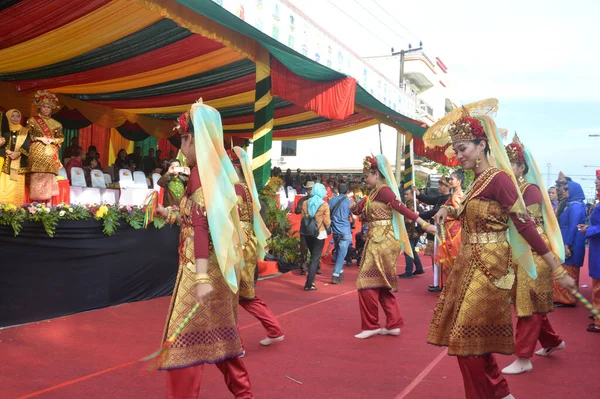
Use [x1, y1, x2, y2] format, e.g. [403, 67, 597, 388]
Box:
[33, 116, 60, 168]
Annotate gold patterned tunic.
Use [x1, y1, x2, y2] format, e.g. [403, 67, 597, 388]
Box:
[236, 183, 259, 301]
[160, 171, 243, 369]
[353, 185, 419, 291]
[513, 183, 554, 317]
[428, 168, 517, 356]
[27, 116, 63, 174]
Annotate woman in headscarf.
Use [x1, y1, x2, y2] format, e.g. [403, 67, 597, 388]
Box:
[352, 155, 437, 339]
[27, 90, 63, 205]
[578, 171, 600, 333]
[301, 182, 330, 291]
[429, 108, 575, 399]
[552, 180, 587, 307]
[0, 109, 30, 205]
[501, 135, 565, 375]
[548, 187, 559, 213]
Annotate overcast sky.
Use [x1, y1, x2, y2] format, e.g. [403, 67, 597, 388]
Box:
[288, 0, 600, 199]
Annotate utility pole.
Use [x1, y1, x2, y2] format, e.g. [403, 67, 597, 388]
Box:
[391, 43, 422, 183]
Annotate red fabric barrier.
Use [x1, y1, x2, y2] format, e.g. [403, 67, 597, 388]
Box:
[271, 57, 356, 120]
[0, 0, 110, 51]
[157, 138, 178, 160]
[14, 35, 224, 91]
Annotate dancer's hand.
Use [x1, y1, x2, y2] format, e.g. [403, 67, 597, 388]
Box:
[564, 245, 572, 259]
[425, 224, 437, 235]
[434, 208, 448, 225]
[195, 283, 213, 306]
[155, 204, 167, 218]
[557, 274, 577, 292]
[578, 224, 588, 235]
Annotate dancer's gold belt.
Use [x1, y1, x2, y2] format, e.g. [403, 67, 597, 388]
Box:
[468, 231, 507, 244]
[367, 219, 392, 228]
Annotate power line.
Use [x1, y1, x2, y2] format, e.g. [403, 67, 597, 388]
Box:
[350, 0, 409, 46]
[372, 0, 421, 45]
[323, 0, 392, 49]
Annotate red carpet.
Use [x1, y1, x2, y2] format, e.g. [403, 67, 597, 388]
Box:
[1, 253, 598, 399]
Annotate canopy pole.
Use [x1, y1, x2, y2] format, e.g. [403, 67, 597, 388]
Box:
[394, 130, 403, 183]
[251, 46, 274, 189]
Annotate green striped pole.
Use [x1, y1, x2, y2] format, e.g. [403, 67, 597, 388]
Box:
[403, 134, 414, 190]
[251, 47, 274, 189]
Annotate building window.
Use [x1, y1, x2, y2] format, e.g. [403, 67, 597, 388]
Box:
[281, 140, 297, 156]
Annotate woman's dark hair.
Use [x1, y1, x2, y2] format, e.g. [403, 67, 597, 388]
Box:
[520, 162, 530, 176]
[88, 145, 97, 152]
[451, 169, 465, 183]
[472, 139, 490, 155]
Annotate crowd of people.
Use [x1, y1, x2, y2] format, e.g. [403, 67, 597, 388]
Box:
[2, 92, 599, 399]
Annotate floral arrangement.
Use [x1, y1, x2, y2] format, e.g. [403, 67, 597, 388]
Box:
[0, 203, 168, 237]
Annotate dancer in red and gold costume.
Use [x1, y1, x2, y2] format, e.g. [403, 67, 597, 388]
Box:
[27, 91, 63, 205]
[156, 105, 254, 399]
[229, 147, 284, 347]
[502, 135, 566, 375]
[428, 107, 575, 399]
[352, 155, 437, 339]
[434, 172, 463, 289]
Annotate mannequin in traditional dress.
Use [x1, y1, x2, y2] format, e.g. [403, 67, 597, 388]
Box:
[27, 90, 63, 205]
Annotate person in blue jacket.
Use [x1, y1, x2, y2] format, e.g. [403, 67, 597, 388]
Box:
[553, 181, 587, 306]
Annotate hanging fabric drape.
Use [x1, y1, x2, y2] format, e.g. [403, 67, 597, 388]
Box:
[270, 57, 356, 120]
[134, 136, 158, 157]
[108, 128, 134, 166]
[78, 125, 110, 167]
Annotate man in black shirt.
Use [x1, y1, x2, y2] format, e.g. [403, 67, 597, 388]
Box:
[295, 181, 314, 274]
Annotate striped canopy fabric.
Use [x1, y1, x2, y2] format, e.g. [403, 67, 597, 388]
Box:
[0, 0, 428, 147]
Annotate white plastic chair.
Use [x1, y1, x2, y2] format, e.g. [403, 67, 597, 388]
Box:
[58, 167, 68, 179]
[91, 170, 106, 188]
[70, 167, 87, 187]
[133, 171, 147, 187]
[103, 173, 113, 185]
[119, 169, 134, 188]
[151, 173, 162, 191]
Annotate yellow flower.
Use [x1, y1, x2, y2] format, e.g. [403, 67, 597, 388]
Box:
[95, 205, 109, 218]
[5, 204, 17, 211]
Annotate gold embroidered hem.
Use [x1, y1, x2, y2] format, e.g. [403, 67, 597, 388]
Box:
[428, 176, 515, 357]
[29, 172, 56, 201]
[357, 198, 400, 291]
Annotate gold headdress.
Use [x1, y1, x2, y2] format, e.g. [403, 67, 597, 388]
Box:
[506, 133, 525, 164]
[423, 98, 499, 148]
[34, 90, 59, 110]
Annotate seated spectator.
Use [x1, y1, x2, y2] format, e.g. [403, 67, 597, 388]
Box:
[157, 159, 189, 207]
[84, 157, 101, 186]
[127, 146, 142, 170]
[63, 136, 82, 162]
[142, 148, 157, 175]
[86, 145, 102, 169]
[65, 149, 85, 181]
[113, 149, 129, 181]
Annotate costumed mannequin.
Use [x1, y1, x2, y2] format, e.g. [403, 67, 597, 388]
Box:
[229, 147, 284, 346]
[155, 104, 254, 399]
[351, 155, 437, 339]
[0, 109, 30, 205]
[27, 90, 63, 205]
[434, 172, 463, 290]
[502, 134, 566, 375]
[427, 106, 575, 399]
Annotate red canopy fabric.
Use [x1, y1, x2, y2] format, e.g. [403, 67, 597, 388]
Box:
[271, 57, 356, 120]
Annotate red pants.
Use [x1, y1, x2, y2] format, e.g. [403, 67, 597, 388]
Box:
[457, 355, 510, 399]
[166, 357, 253, 399]
[239, 296, 283, 338]
[515, 314, 562, 358]
[358, 288, 404, 330]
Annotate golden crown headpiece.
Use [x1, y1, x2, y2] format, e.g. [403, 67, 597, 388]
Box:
[34, 90, 59, 110]
[505, 133, 525, 164]
[448, 107, 487, 144]
[363, 155, 378, 173]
